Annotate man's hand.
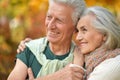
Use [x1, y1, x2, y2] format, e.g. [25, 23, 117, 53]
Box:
[58, 63, 85, 80]
[17, 38, 32, 53]
[27, 64, 85, 80]
[28, 68, 35, 80]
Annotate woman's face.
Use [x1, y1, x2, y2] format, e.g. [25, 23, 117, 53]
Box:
[76, 14, 106, 54]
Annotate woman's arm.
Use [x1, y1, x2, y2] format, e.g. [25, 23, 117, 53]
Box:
[88, 55, 120, 80]
[17, 38, 32, 53]
[7, 59, 28, 80]
[73, 46, 84, 66]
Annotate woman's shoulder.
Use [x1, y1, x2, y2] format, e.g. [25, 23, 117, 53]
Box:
[88, 55, 120, 80]
[101, 54, 120, 64]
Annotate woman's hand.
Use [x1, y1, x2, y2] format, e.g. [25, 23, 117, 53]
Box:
[17, 38, 32, 53]
[73, 46, 85, 66]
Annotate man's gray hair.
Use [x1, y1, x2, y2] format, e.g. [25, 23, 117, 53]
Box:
[82, 6, 120, 49]
[49, 0, 86, 26]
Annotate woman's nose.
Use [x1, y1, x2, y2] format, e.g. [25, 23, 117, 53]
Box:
[76, 33, 83, 41]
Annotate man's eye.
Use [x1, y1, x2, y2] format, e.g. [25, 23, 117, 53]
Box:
[56, 19, 63, 24]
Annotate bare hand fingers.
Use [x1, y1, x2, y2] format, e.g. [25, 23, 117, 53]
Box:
[17, 38, 31, 53]
[19, 38, 32, 50]
[24, 38, 32, 42]
[28, 68, 34, 80]
[69, 64, 86, 79]
[17, 41, 25, 53]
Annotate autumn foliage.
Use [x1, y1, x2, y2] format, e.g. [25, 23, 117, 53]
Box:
[0, 0, 120, 79]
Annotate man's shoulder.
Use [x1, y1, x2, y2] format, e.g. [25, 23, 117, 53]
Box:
[29, 37, 47, 43]
[25, 37, 47, 47]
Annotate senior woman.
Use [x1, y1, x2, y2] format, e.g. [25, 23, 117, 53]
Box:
[76, 6, 120, 80]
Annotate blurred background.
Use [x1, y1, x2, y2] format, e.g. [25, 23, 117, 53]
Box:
[0, 0, 120, 79]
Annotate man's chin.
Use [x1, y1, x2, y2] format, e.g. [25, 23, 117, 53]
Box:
[47, 37, 56, 42]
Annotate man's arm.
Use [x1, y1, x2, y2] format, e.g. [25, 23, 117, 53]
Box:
[16, 39, 85, 80]
[28, 64, 85, 80]
[7, 59, 28, 80]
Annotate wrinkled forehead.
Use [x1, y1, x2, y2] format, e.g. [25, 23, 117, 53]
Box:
[47, 1, 74, 17]
[48, 1, 74, 10]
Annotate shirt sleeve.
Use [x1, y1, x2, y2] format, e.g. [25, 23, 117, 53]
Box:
[88, 55, 120, 80]
[16, 47, 31, 67]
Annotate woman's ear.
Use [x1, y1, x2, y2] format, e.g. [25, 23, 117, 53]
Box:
[103, 35, 107, 42]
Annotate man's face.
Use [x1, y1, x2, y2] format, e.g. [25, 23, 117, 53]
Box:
[45, 2, 75, 44]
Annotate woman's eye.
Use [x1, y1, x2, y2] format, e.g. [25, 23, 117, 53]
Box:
[81, 26, 87, 31]
[80, 26, 87, 33]
[75, 28, 79, 33]
[47, 15, 52, 20]
[82, 28, 87, 31]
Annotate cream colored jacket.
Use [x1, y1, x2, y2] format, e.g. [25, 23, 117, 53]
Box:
[88, 55, 120, 80]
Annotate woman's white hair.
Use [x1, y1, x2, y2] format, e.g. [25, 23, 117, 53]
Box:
[82, 6, 120, 49]
[49, 0, 86, 26]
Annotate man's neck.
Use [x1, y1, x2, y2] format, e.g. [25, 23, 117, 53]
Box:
[49, 42, 71, 55]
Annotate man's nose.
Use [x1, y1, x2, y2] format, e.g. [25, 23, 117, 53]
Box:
[47, 18, 56, 29]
